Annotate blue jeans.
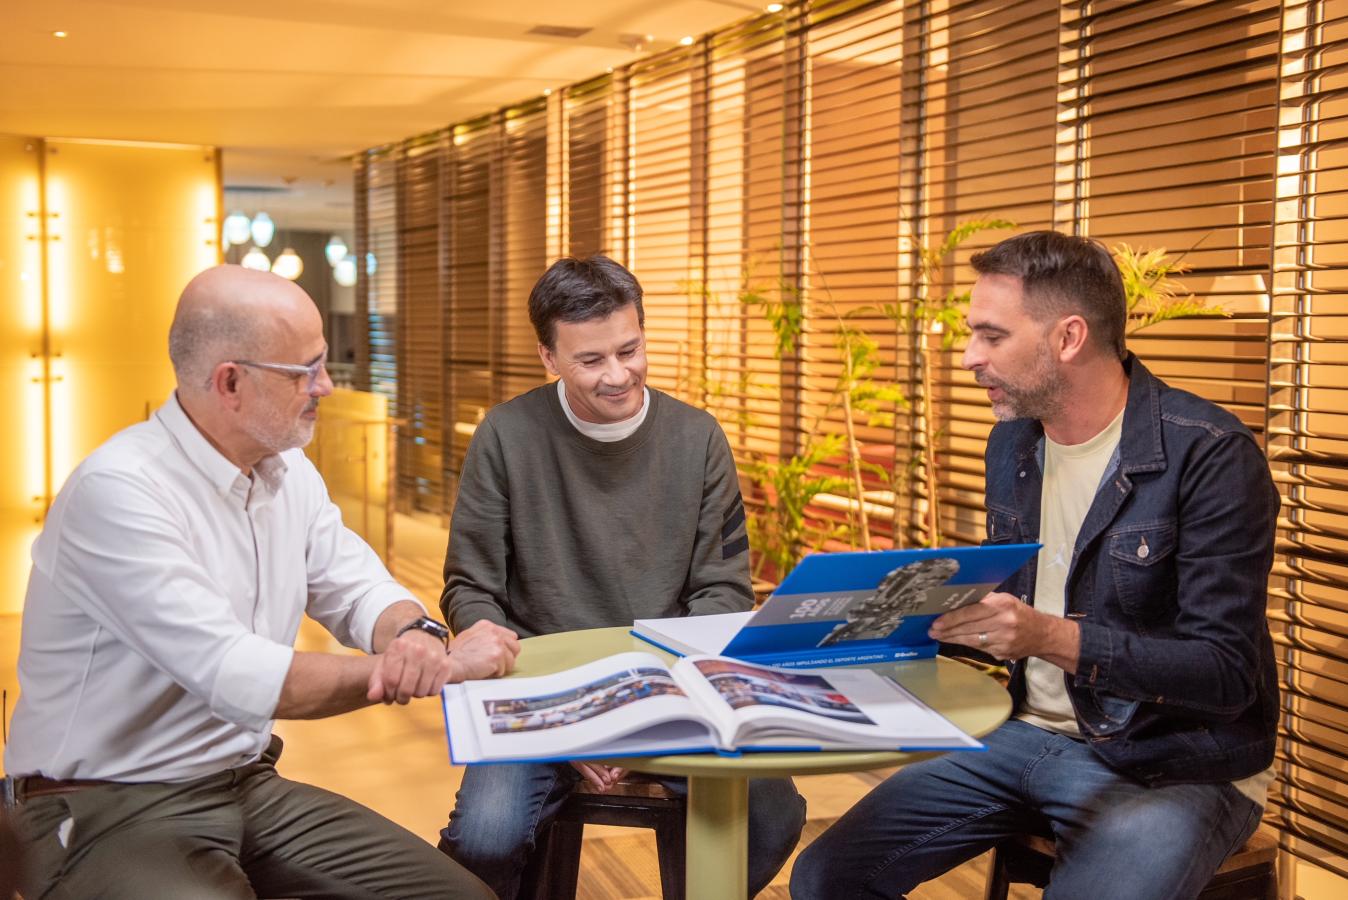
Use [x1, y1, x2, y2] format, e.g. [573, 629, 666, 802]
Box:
[440, 762, 805, 900]
[791, 720, 1262, 900]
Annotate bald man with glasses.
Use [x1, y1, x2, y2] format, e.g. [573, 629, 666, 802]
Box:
[3, 265, 519, 899]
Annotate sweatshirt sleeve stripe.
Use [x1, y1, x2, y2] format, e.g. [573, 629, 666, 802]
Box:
[722, 496, 746, 539]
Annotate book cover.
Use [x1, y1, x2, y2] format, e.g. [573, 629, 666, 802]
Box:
[634, 543, 1039, 668]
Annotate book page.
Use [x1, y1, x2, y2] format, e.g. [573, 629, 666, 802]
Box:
[677, 656, 981, 751]
[446, 651, 716, 761]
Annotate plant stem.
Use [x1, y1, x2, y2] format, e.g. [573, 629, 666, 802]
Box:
[920, 328, 941, 546]
[840, 369, 872, 551]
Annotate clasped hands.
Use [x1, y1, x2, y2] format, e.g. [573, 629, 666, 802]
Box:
[367, 619, 521, 705]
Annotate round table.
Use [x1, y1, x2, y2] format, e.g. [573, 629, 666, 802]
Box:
[510, 626, 1011, 899]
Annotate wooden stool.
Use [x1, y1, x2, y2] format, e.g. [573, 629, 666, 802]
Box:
[518, 775, 686, 900]
[984, 826, 1278, 900]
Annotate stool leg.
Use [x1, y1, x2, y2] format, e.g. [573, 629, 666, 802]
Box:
[984, 846, 1012, 900]
[546, 821, 585, 900]
[654, 808, 686, 900]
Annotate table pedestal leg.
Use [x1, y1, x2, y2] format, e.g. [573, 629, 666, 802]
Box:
[685, 773, 748, 900]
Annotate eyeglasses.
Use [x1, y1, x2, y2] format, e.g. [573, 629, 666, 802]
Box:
[230, 358, 328, 391]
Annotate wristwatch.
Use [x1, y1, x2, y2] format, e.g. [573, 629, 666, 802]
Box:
[395, 615, 451, 648]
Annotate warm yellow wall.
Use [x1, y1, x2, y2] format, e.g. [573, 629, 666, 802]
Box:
[0, 137, 220, 614]
[43, 140, 220, 492]
[0, 138, 44, 617]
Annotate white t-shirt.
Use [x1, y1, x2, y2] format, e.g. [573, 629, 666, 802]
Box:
[1017, 407, 1125, 735]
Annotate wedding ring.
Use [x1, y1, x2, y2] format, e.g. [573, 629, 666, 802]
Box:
[978, 632, 989, 648]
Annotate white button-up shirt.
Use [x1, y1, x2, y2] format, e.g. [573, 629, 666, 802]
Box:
[4, 394, 415, 782]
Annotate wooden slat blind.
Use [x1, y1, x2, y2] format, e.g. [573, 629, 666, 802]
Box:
[444, 116, 495, 496]
[1268, 0, 1348, 878]
[1059, 0, 1278, 433]
[912, 0, 1060, 547]
[497, 99, 550, 401]
[565, 74, 613, 258]
[395, 135, 445, 514]
[628, 46, 703, 398]
[703, 9, 795, 462]
[356, 148, 400, 407]
[802, 0, 907, 550]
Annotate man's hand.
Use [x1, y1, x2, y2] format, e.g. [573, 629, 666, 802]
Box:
[367, 626, 455, 705]
[445, 620, 521, 681]
[570, 762, 627, 792]
[928, 592, 1080, 673]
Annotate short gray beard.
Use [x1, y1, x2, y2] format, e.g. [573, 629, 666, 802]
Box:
[243, 399, 317, 455]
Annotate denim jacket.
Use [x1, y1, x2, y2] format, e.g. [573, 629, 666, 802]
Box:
[983, 355, 1279, 786]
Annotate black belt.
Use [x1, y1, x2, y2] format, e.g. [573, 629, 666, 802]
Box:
[15, 775, 115, 802]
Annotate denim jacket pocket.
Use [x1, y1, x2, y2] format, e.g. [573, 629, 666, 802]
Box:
[1077, 689, 1141, 738]
[1107, 521, 1178, 630]
[986, 508, 1020, 544]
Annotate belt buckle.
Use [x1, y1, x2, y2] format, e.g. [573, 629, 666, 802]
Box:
[1, 774, 15, 810]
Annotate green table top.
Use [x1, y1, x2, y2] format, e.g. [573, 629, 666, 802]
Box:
[511, 626, 1012, 780]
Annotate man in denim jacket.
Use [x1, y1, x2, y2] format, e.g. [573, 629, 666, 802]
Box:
[792, 231, 1278, 900]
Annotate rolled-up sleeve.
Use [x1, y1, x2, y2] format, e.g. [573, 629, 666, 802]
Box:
[54, 471, 295, 730]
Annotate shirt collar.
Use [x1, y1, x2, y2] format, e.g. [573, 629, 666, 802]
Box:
[155, 392, 289, 498]
[556, 379, 649, 442]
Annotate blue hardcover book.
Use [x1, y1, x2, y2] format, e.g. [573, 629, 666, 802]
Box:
[633, 543, 1039, 668]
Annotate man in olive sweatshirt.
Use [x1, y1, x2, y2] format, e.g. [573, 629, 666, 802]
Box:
[437, 255, 806, 899]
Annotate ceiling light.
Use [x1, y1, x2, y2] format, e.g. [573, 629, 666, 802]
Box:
[543, 88, 552, 96]
[222, 211, 251, 247]
[679, 36, 695, 46]
[271, 248, 304, 281]
[250, 212, 275, 248]
[767, 3, 784, 12]
[333, 255, 358, 288]
[240, 247, 271, 271]
[52, 30, 68, 38]
[324, 235, 348, 267]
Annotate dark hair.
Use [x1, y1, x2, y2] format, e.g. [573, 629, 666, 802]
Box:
[970, 231, 1127, 360]
[528, 255, 644, 348]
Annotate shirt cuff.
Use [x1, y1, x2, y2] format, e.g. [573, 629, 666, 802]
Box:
[350, 583, 424, 654]
[210, 633, 295, 730]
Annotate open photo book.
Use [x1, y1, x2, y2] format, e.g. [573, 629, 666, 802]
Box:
[441, 651, 982, 764]
[633, 543, 1039, 668]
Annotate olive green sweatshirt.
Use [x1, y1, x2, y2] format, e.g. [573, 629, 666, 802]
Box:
[441, 384, 753, 637]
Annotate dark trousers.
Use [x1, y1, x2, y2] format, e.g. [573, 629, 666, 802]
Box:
[12, 737, 494, 899]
